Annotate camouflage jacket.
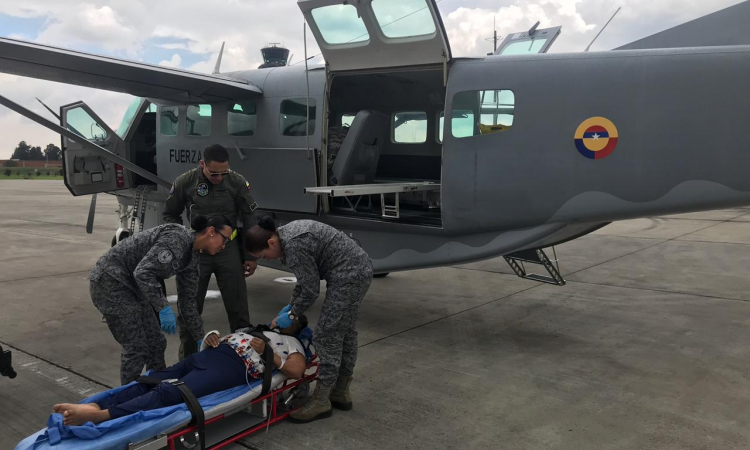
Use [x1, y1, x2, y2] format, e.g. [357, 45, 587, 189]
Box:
[278, 220, 372, 315]
[162, 167, 258, 260]
[90, 224, 204, 340]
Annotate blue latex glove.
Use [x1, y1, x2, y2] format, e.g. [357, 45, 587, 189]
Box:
[276, 308, 293, 329]
[159, 306, 176, 335]
[280, 304, 292, 314]
[197, 339, 203, 351]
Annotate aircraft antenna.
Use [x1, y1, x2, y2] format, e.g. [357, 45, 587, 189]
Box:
[213, 41, 225, 74]
[303, 21, 312, 161]
[35, 97, 60, 120]
[585, 7, 621, 52]
[484, 16, 500, 54]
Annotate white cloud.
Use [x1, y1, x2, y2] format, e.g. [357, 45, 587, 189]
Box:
[158, 53, 182, 68]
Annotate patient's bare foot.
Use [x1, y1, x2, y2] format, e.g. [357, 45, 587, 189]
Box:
[55, 403, 110, 426]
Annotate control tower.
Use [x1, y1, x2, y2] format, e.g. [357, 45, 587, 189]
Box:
[259, 43, 290, 68]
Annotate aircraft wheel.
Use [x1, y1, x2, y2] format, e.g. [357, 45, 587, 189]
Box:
[373, 273, 389, 278]
[112, 230, 131, 247]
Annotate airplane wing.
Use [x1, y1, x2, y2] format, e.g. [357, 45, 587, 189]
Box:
[0, 37, 262, 103]
[616, 0, 750, 50]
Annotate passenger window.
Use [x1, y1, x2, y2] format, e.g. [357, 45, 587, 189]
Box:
[186, 104, 212, 136]
[160, 106, 179, 136]
[372, 0, 436, 38]
[438, 111, 444, 142]
[280, 99, 316, 136]
[228, 102, 257, 136]
[451, 90, 514, 138]
[393, 111, 427, 144]
[341, 113, 355, 127]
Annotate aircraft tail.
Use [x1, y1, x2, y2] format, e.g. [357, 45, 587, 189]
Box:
[616, 0, 750, 50]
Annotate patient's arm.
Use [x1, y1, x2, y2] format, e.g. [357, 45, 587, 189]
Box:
[275, 352, 306, 379]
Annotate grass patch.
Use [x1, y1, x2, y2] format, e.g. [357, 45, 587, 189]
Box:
[1, 167, 64, 180]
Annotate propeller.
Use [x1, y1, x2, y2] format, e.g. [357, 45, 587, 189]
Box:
[86, 194, 97, 234]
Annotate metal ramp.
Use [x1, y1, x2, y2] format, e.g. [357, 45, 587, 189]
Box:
[304, 182, 440, 219]
[503, 247, 565, 286]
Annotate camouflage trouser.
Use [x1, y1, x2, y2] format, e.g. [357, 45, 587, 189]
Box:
[177, 239, 250, 359]
[90, 276, 167, 385]
[315, 276, 372, 386]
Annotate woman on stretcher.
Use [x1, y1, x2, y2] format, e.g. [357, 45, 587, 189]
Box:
[53, 315, 309, 426]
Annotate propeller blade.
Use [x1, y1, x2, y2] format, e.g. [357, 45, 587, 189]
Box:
[86, 194, 97, 234]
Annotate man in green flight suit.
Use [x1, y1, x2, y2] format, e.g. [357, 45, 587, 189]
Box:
[163, 144, 259, 359]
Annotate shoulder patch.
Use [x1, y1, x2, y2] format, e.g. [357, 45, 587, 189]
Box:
[246, 181, 251, 191]
[158, 250, 173, 264]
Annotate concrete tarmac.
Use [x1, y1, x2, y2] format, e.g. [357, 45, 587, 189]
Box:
[2, 180, 750, 449]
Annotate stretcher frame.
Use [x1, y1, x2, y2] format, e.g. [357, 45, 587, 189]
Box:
[130, 357, 320, 450]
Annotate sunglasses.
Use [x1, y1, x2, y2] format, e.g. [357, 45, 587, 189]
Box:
[207, 170, 230, 178]
[215, 229, 236, 245]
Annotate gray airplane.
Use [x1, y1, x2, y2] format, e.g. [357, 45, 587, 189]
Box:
[1, 0, 750, 284]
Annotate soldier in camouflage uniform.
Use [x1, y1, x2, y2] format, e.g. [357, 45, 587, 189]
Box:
[163, 144, 259, 359]
[245, 217, 373, 423]
[89, 216, 233, 385]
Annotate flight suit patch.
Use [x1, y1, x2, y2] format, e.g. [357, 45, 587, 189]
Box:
[158, 250, 173, 264]
[197, 182, 208, 197]
[246, 181, 251, 191]
[249, 202, 258, 211]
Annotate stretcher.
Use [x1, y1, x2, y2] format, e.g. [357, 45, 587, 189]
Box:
[16, 354, 319, 450]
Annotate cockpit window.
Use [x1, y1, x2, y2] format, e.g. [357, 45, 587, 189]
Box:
[66, 107, 108, 142]
[186, 104, 212, 136]
[228, 102, 257, 136]
[116, 98, 143, 139]
[312, 4, 369, 45]
[451, 90, 514, 138]
[160, 106, 179, 136]
[371, 0, 436, 39]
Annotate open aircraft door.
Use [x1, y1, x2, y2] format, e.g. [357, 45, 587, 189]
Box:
[60, 101, 129, 196]
[298, 0, 451, 72]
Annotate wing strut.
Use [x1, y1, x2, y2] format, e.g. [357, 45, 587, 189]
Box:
[0, 94, 171, 189]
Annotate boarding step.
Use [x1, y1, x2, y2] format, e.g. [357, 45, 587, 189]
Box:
[305, 182, 440, 219]
[503, 247, 565, 286]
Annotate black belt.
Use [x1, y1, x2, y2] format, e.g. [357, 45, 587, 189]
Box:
[248, 331, 275, 396]
[137, 375, 205, 450]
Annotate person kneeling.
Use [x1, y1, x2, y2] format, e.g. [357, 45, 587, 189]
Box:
[53, 316, 308, 426]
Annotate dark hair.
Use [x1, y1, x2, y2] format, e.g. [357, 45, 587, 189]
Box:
[191, 214, 233, 233]
[202, 144, 229, 164]
[296, 314, 308, 331]
[244, 216, 277, 253]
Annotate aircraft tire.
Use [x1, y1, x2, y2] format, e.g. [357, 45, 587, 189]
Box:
[112, 230, 131, 247]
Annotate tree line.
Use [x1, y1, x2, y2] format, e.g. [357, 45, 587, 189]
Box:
[10, 141, 62, 161]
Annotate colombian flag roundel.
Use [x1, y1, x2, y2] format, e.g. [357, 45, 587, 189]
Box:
[574, 117, 619, 160]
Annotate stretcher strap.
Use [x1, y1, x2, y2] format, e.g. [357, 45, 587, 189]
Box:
[248, 332, 275, 396]
[137, 375, 205, 450]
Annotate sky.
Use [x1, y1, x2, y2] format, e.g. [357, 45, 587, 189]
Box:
[0, 0, 743, 158]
